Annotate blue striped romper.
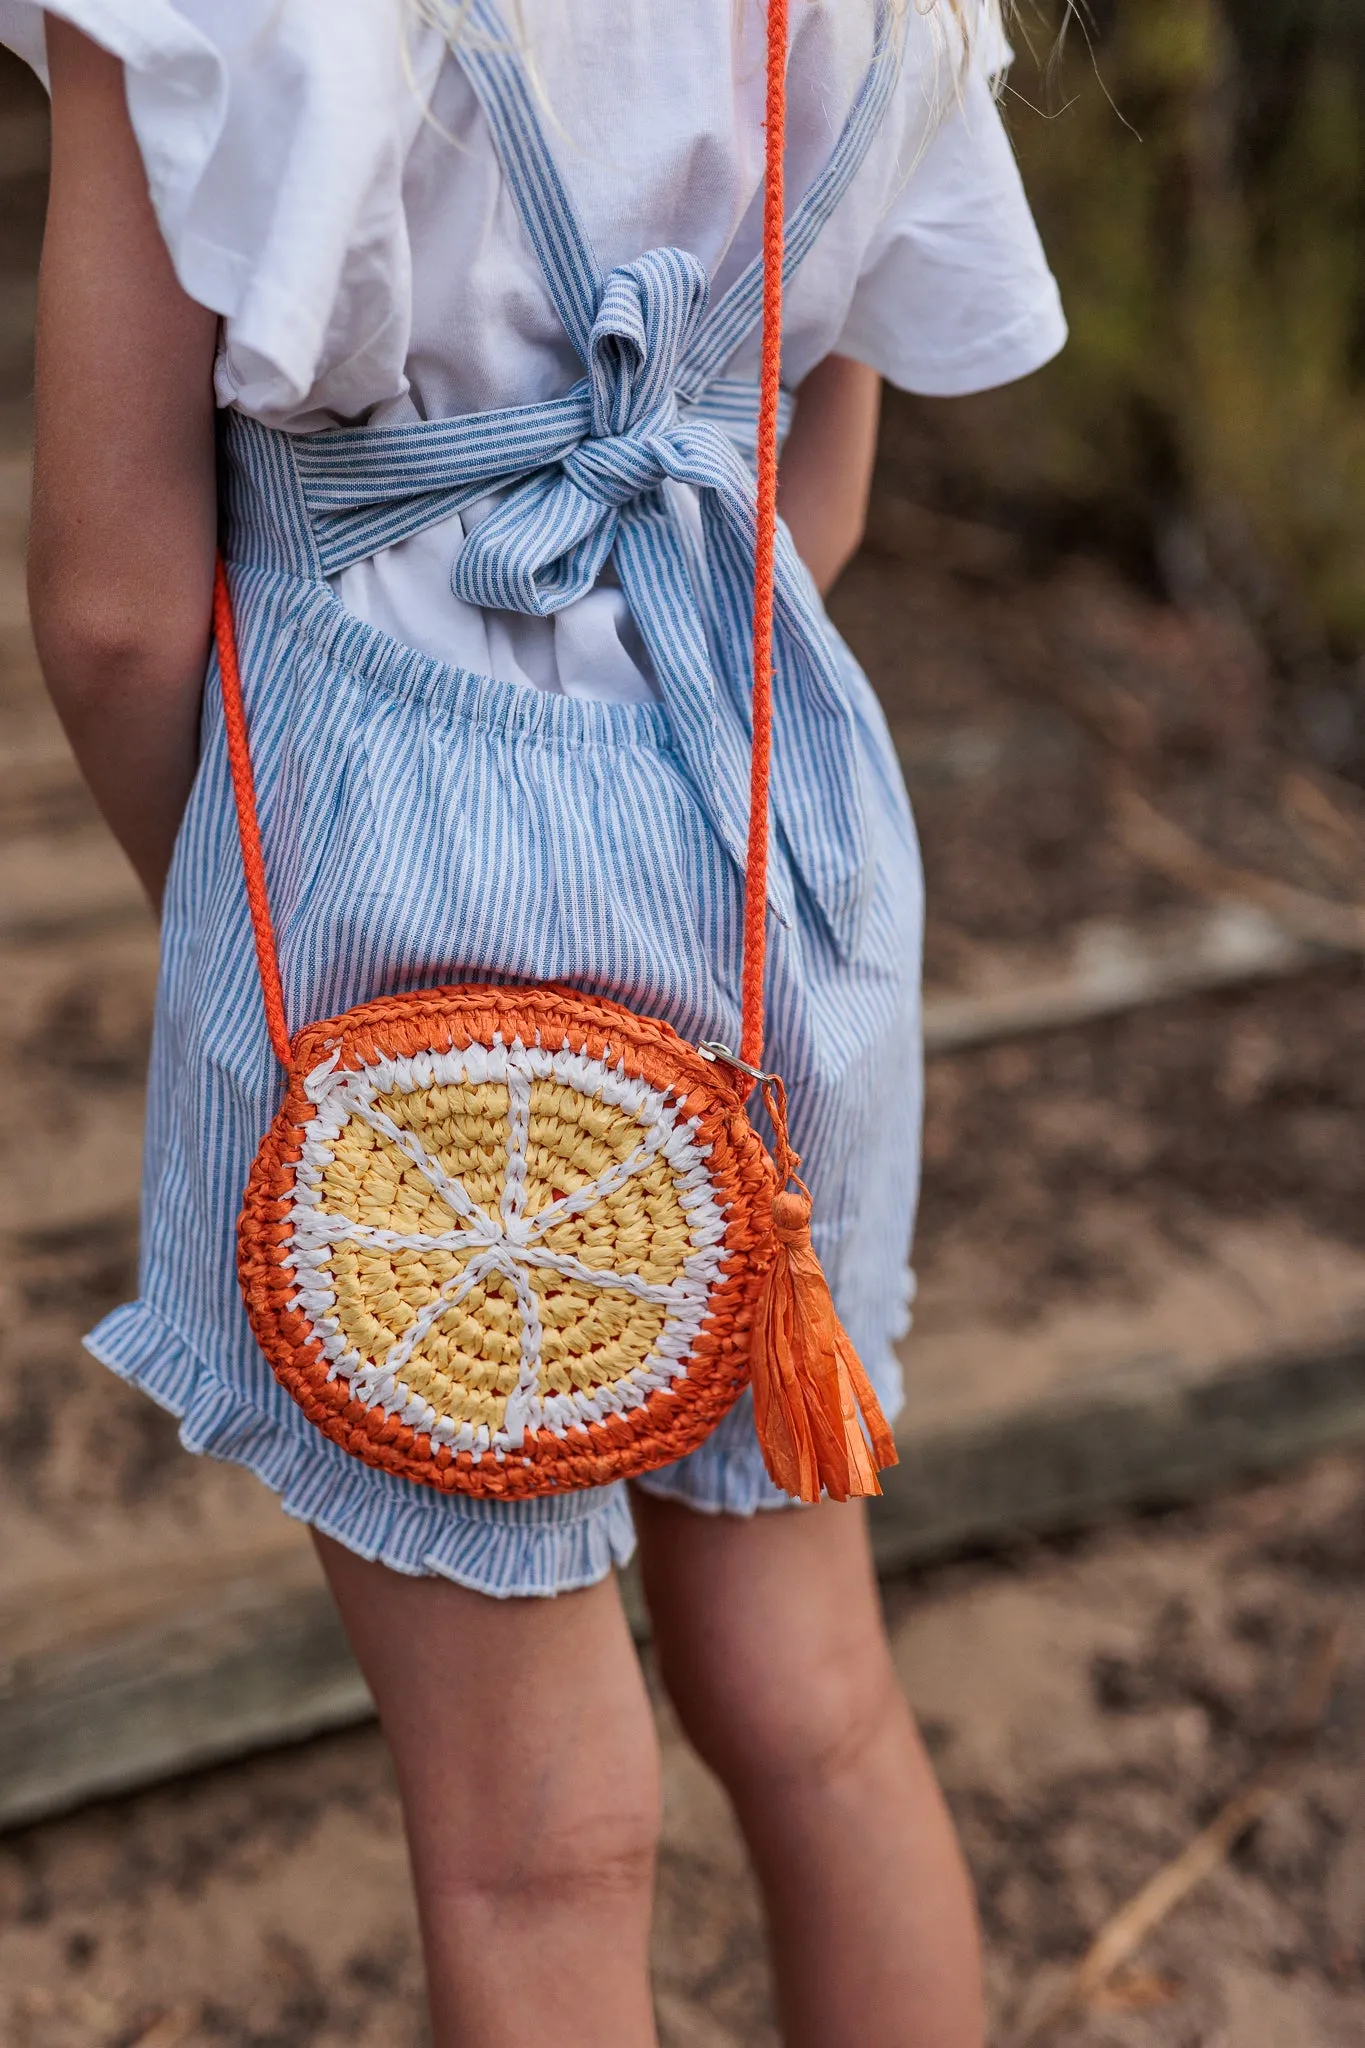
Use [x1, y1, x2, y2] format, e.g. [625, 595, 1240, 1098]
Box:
[88, 0, 925, 1596]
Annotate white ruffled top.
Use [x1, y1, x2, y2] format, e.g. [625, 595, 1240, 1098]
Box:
[3, 1, 1066, 703]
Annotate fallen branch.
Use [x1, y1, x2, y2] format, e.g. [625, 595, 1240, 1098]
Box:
[921, 902, 1319, 1056]
[1278, 766, 1365, 887]
[1113, 785, 1365, 953]
[1012, 1618, 1346, 2047]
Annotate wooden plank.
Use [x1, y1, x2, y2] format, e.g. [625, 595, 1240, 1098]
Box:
[0, 1538, 370, 1834]
[870, 1323, 1365, 1573]
[6, 1282, 1365, 1833]
[921, 902, 1326, 1056]
[876, 1216, 1365, 1571]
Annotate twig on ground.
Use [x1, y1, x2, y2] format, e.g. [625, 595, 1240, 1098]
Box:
[1090, 1969, 1179, 2012]
[921, 901, 1317, 1055]
[130, 2012, 198, 2048]
[1112, 785, 1365, 952]
[1279, 766, 1365, 887]
[1011, 1619, 1346, 2047]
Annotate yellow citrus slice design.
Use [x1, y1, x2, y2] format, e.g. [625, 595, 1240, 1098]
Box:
[286, 1037, 730, 1457]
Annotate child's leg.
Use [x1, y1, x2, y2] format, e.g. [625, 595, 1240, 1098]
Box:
[313, 1533, 661, 2048]
[632, 1492, 985, 2048]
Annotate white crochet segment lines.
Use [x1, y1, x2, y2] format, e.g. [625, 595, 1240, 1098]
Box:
[284, 1037, 730, 1463]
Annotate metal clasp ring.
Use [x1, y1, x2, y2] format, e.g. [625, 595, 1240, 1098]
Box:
[697, 1041, 778, 1085]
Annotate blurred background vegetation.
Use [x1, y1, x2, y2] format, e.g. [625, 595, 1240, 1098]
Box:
[879, 0, 1365, 783]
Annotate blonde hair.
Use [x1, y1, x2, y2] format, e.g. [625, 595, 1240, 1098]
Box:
[403, 0, 1014, 148]
[410, 1, 1009, 61]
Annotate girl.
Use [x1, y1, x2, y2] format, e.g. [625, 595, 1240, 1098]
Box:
[13, 2, 1063, 2041]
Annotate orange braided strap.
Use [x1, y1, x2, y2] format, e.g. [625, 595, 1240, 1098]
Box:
[739, 0, 788, 1076]
[214, 562, 292, 1069]
[738, 0, 898, 1504]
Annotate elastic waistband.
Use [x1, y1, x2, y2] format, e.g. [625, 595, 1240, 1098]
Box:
[230, 563, 675, 754]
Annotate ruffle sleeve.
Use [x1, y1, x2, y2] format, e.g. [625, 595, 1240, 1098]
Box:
[0, 0, 440, 423]
[836, 40, 1067, 397]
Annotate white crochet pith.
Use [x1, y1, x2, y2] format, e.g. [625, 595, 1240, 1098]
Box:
[283, 1037, 730, 1463]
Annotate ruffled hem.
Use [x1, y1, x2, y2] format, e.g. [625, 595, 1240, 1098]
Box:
[85, 1300, 638, 1598]
[86, 1288, 907, 1568]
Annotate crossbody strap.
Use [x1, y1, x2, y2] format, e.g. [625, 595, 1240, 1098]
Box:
[214, 567, 291, 1068]
[739, 0, 788, 1073]
[214, 0, 792, 1078]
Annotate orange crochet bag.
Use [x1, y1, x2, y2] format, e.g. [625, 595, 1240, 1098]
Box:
[218, 0, 897, 1505]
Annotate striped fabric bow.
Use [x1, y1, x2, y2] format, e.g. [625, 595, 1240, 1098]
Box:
[454, 247, 709, 616]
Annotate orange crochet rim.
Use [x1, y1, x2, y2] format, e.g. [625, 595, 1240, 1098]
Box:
[239, 984, 777, 1497]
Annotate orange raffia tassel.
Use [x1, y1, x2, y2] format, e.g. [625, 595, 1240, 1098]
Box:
[748, 1080, 899, 1504]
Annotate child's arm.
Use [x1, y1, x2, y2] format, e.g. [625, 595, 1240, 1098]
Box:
[30, 19, 219, 910]
[777, 353, 880, 596]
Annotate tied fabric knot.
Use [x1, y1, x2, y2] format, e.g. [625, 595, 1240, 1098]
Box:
[454, 246, 708, 618]
[293, 259, 875, 954]
[559, 413, 672, 508]
[440, 239, 873, 956]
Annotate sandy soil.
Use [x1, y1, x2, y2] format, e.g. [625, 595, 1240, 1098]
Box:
[1, 1452, 1363, 2048]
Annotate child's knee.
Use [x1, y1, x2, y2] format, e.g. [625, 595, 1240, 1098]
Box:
[661, 1630, 905, 1795]
[417, 1743, 662, 1916]
[460, 1808, 659, 1916]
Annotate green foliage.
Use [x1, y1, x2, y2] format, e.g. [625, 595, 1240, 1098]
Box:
[924, 0, 1365, 666]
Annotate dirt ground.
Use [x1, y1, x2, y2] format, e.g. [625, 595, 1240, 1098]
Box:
[1, 1453, 1362, 2048]
[3, 49, 1365, 2048]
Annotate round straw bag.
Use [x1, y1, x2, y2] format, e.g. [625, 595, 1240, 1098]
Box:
[219, 0, 896, 1505]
